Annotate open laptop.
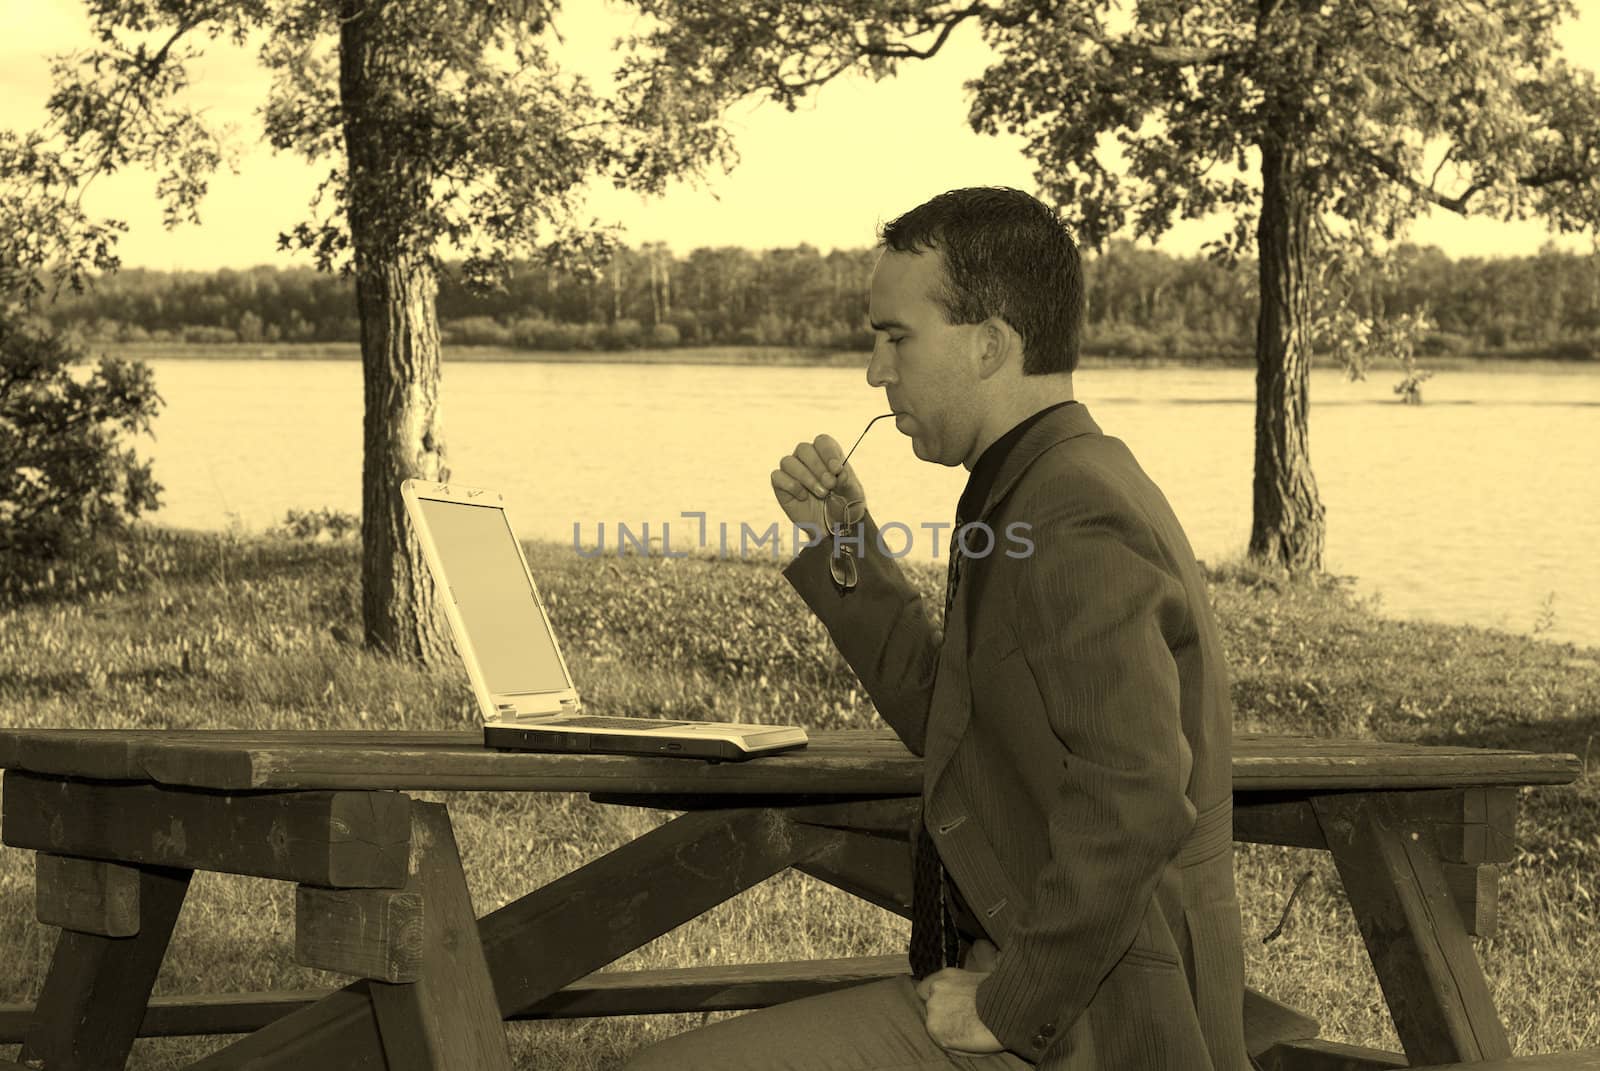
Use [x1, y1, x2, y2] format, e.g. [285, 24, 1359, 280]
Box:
[400, 479, 808, 762]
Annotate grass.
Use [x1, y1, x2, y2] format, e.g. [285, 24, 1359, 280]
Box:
[1, 526, 1597, 1068]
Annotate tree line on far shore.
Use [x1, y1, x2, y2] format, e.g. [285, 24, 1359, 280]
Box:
[39, 239, 1600, 362]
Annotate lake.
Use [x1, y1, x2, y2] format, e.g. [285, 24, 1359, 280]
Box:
[123, 357, 1599, 650]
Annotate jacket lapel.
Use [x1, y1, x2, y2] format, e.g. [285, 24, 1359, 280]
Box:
[920, 402, 1103, 796]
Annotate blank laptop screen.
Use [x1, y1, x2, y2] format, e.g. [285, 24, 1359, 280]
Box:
[415, 497, 570, 698]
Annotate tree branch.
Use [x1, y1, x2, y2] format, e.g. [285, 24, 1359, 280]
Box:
[1363, 145, 1593, 216]
[856, 2, 987, 59]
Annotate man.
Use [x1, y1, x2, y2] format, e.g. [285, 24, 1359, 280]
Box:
[622, 187, 1250, 1069]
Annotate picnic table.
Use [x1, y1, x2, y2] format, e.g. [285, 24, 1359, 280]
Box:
[0, 727, 1589, 1071]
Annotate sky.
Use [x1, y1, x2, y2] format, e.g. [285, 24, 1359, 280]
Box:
[2, 1, 1598, 271]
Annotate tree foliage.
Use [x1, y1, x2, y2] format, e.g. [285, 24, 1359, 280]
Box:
[0, 312, 164, 604]
[1, 0, 733, 302]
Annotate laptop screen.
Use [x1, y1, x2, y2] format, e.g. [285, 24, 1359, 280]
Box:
[414, 497, 571, 698]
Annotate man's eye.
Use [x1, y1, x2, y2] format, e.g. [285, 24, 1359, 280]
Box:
[888, 336, 906, 345]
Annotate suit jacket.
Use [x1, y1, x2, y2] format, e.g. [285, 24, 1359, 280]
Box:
[784, 403, 1250, 1070]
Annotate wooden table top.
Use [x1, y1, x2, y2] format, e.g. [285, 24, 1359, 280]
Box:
[0, 728, 1580, 795]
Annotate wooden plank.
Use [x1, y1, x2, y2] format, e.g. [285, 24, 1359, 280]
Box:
[1312, 793, 1512, 1065]
[1442, 862, 1499, 937]
[0, 960, 1330, 1046]
[0, 956, 918, 1041]
[2, 772, 411, 888]
[183, 806, 839, 1068]
[295, 887, 424, 983]
[0, 728, 1579, 793]
[1235, 796, 1329, 849]
[1257, 1036, 1410, 1071]
[1243, 988, 1320, 1058]
[793, 828, 914, 918]
[34, 853, 141, 937]
[365, 802, 511, 1071]
[19, 864, 191, 1070]
[1408, 1047, 1600, 1069]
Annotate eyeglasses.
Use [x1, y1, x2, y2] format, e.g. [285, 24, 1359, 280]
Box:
[824, 491, 864, 592]
[822, 411, 895, 593]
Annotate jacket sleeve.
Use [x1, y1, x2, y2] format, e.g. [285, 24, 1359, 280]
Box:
[781, 511, 942, 756]
[974, 505, 1196, 1058]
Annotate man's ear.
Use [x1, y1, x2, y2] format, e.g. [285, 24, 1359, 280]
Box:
[975, 318, 1017, 381]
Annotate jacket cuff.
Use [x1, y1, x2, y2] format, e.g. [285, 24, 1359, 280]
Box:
[975, 958, 1071, 1062]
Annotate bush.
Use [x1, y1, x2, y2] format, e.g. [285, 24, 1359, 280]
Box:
[446, 316, 514, 347]
[648, 322, 681, 347]
[272, 506, 359, 542]
[181, 325, 238, 345]
[0, 312, 165, 605]
[1418, 330, 1475, 357]
[1546, 335, 1600, 361]
[599, 317, 643, 350]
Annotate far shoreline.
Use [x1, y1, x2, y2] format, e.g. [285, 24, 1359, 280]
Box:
[81, 341, 1600, 375]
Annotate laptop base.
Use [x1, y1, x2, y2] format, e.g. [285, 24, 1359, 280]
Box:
[482, 724, 808, 763]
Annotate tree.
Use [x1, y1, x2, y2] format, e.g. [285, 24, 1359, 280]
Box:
[620, 0, 1600, 571]
[1, 0, 727, 658]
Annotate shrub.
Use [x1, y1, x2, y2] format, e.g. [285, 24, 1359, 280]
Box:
[600, 317, 643, 350]
[272, 506, 359, 542]
[181, 324, 238, 345]
[443, 316, 514, 347]
[1418, 330, 1475, 357]
[648, 322, 681, 347]
[0, 312, 165, 605]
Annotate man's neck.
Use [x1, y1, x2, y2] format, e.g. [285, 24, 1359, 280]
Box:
[964, 377, 1076, 469]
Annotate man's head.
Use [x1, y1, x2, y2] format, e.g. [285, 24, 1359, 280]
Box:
[866, 187, 1084, 468]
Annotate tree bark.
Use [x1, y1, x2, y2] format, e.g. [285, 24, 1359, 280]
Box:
[1250, 125, 1326, 572]
[340, 0, 455, 663]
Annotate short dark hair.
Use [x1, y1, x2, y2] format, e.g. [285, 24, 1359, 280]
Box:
[879, 187, 1084, 375]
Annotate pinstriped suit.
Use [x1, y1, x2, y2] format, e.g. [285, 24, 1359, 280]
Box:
[783, 402, 1251, 1070]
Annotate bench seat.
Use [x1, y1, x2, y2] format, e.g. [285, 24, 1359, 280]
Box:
[0, 953, 1314, 1050]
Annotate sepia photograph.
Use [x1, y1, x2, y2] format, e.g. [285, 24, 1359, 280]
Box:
[1, 1, 1597, 1068]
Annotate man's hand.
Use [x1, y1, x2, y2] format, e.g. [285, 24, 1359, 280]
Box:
[915, 967, 1005, 1055]
[770, 434, 867, 530]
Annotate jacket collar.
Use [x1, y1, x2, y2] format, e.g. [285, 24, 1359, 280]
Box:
[973, 401, 1101, 522]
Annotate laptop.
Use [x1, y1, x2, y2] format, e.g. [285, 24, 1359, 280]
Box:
[400, 479, 809, 762]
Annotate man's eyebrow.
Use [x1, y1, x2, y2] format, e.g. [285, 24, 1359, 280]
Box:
[869, 318, 910, 332]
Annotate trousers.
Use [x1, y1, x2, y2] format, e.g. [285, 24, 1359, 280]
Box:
[617, 973, 1038, 1071]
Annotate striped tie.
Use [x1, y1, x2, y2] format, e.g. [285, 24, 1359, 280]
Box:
[909, 519, 965, 979]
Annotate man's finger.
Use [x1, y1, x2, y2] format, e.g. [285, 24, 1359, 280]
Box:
[779, 454, 829, 498]
[813, 433, 844, 470]
[770, 468, 810, 502]
[914, 974, 936, 1002]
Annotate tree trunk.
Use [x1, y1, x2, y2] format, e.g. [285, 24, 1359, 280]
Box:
[340, 0, 455, 663]
[1250, 127, 1325, 572]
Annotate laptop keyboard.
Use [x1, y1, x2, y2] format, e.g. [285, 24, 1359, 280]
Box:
[557, 717, 694, 731]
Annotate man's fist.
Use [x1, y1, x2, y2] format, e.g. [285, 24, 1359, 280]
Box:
[915, 967, 1005, 1055]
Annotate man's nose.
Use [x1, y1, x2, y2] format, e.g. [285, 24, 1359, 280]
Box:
[866, 342, 894, 388]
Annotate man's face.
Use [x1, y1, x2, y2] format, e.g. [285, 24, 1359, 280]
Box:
[866, 249, 981, 467]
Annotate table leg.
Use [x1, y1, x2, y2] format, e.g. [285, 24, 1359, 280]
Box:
[189, 804, 838, 1068]
[189, 802, 510, 1071]
[20, 864, 191, 1071]
[1311, 792, 1513, 1065]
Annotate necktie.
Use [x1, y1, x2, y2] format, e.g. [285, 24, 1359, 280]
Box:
[909, 519, 966, 979]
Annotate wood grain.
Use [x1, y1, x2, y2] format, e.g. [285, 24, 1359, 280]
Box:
[20, 864, 190, 1070]
[34, 853, 141, 937]
[0, 728, 1579, 793]
[295, 886, 424, 983]
[1312, 793, 1512, 1065]
[2, 771, 411, 888]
